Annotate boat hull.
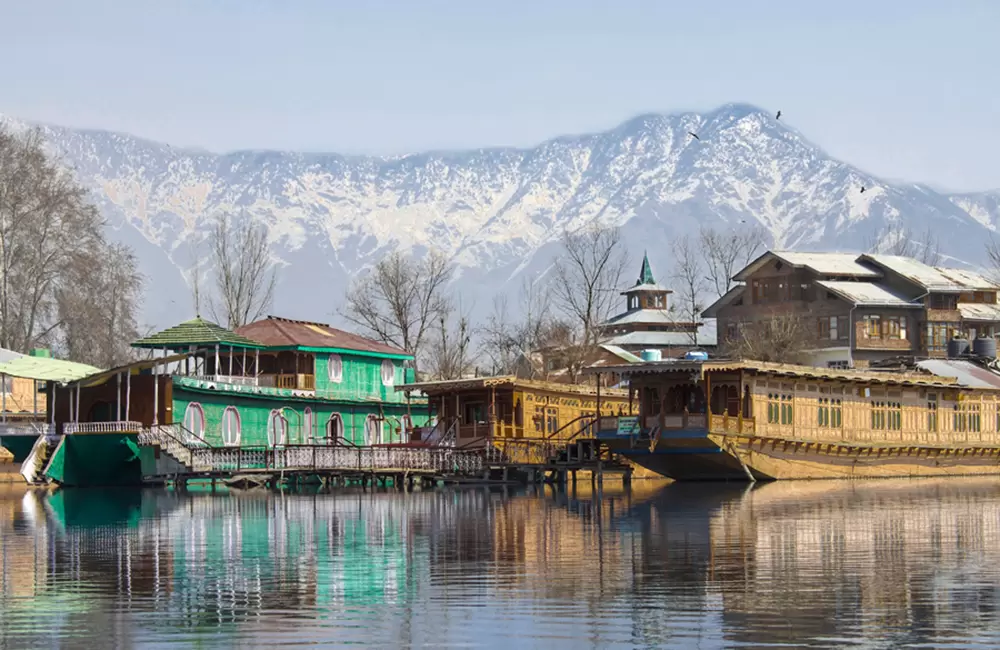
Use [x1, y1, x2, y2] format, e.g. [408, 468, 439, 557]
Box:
[44, 433, 143, 487]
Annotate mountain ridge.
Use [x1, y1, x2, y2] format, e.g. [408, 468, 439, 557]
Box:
[1, 104, 997, 330]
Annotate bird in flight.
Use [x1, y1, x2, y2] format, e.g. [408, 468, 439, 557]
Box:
[687, 131, 700, 141]
[860, 186, 866, 193]
[776, 110, 782, 120]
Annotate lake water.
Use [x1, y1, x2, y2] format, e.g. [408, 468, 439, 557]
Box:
[2, 478, 1000, 648]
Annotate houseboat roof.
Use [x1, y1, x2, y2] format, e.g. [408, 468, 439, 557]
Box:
[734, 251, 882, 282]
[583, 358, 963, 389]
[398, 375, 629, 397]
[814, 280, 921, 308]
[914, 359, 1000, 390]
[78, 353, 191, 388]
[132, 317, 265, 350]
[235, 316, 412, 358]
[0, 355, 100, 385]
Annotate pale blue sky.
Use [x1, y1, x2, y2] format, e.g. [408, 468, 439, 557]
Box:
[1, 0, 998, 190]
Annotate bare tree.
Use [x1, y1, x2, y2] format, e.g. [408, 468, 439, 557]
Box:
[58, 243, 144, 367]
[342, 250, 452, 365]
[670, 234, 709, 346]
[424, 308, 473, 380]
[721, 316, 810, 364]
[0, 124, 143, 362]
[551, 225, 628, 376]
[479, 278, 551, 377]
[866, 225, 942, 265]
[700, 224, 768, 298]
[208, 211, 277, 329]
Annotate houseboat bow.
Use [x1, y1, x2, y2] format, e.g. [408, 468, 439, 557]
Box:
[587, 358, 1000, 480]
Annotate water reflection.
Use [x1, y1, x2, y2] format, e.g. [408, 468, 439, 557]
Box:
[2, 479, 1000, 647]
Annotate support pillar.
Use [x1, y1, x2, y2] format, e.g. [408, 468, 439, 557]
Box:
[153, 362, 160, 426]
[215, 344, 220, 378]
[1, 373, 6, 424]
[32, 380, 37, 418]
[125, 369, 131, 422]
[228, 345, 234, 377]
[116, 373, 122, 421]
[75, 383, 81, 423]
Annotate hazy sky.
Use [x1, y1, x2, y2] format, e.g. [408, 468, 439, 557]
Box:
[1, 0, 998, 190]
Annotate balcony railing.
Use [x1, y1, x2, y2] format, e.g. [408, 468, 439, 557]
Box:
[187, 373, 316, 392]
[275, 374, 315, 391]
[64, 421, 143, 434]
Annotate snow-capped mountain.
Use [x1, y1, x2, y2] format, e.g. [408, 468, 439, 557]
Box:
[5, 103, 999, 329]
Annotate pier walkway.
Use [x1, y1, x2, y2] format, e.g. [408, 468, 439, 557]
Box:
[138, 424, 632, 489]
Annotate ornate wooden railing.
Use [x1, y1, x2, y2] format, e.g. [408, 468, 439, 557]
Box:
[275, 374, 315, 391]
[64, 421, 143, 434]
[138, 425, 485, 476]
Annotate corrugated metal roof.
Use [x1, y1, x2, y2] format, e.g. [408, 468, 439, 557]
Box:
[605, 329, 718, 347]
[0, 356, 100, 384]
[236, 316, 411, 357]
[861, 254, 999, 292]
[0, 348, 23, 364]
[133, 317, 264, 350]
[735, 251, 882, 281]
[599, 344, 642, 363]
[959, 303, 1000, 322]
[815, 281, 921, 307]
[916, 359, 1000, 390]
[604, 310, 698, 326]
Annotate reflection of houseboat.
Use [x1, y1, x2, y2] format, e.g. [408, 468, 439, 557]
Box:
[0, 316, 428, 487]
[589, 357, 1000, 480]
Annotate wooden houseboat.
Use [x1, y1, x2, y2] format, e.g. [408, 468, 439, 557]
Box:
[398, 375, 636, 464]
[0, 316, 429, 487]
[587, 357, 1000, 480]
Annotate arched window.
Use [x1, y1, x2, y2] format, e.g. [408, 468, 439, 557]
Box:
[222, 407, 241, 447]
[304, 407, 314, 444]
[267, 409, 287, 447]
[327, 354, 343, 384]
[381, 360, 395, 387]
[365, 414, 382, 445]
[327, 413, 344, 445]
[183, 403, 205, 442]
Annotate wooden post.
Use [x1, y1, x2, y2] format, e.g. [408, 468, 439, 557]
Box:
[705, 370, 712, 419]
[242, 347, 247, 378]
[1, 373, 6, 424]
[255, 349, 260, 378]
[490, 387, 496, 441]
[124, 368, 133, 422]
[75, 383, 81, 423]
[32, 380, 37, 417]
[50, 383, 55, 426]
[737, 369, 744, 433]
[215, 344, 220, 378]
[116, 373, 122, 421]
[229, 345, 234, 377]
[153, 362, 159, 426]
[596, 373, 602, 419]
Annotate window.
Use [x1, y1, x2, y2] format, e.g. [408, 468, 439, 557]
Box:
[831, 399, 842, 428]
[267, 409, 287, 446]
[534, 406, 546, 433]
[863, 315, 881, 339]
[953, 402, 981, 433]
[364, 414, 383, 445]
[928, 395, 938, 432]
[818, 398, 830, 427]
[780, 394, 793, 425]
[829, 316, 838, 341]
[930, 294, 958, 310]
[304, 407, 314, 443]
[326, 414, 344, 445]
[871, 401, 886, 430]
[381, 359, 395, 386]
[828, 361, 850, 370]
[222, 407, 241, 446]
[926, 323, 959, 352]
[887, 402, 902, 430]
[767, 393, 779, 424]
[546, 407, 559, 435]
[887, 316, 907, 340]
[327, 354, 343, 383]
[183, 403, 206, 442]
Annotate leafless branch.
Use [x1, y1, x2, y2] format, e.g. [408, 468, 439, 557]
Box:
[700, 224, 768, 298]
[721, 315, 810, 364]
[207, 210, 277, 329]
[866, 225, 942, 265]
[670, 234, 709, 346]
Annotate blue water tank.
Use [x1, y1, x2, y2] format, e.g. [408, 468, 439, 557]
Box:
[685, 350, 709, 361]
[639, 349, 662, 362]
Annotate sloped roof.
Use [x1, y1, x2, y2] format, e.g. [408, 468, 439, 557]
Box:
[735, 251, 881, 281]
[622, 253, 672, 294]
[0, 347, 23, 364]
[916, 359, 1000, 390]
[0, 356, 100, 384]
[959, 303, 1000, 322]
[80, 353, 191, 388]
[815, 281, 921, 307]
[702, 285, 746, 318]
[133, 317, 264, 350]
[603, 309, 698, 327]
[599, 345, 642, 363]
[236, 316, 411, 357]
[860, 255, 999, 292]
[606, 330, 718, 348]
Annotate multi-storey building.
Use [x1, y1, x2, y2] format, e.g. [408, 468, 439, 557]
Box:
[704, 251, 1000, 368]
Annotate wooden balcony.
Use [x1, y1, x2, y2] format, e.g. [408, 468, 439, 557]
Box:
[271, 374, 316, 391]
[854, 323, 912, 351]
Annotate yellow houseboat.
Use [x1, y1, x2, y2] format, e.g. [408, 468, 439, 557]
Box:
[398, 376, 636, 463]
[587, 358, 1000, 480]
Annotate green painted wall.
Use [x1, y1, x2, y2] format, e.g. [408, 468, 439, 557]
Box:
[314, 353, 409, 404]
[173, 385, 426, 448]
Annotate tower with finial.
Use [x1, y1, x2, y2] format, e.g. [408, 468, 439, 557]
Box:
[623, 252, 671, 312]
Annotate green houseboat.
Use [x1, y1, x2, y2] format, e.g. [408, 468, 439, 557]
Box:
[0, 315, 427, 487]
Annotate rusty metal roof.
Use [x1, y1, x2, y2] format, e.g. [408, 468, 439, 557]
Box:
[236, 316, 411, 357]
[916, 359, 1000, 390]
